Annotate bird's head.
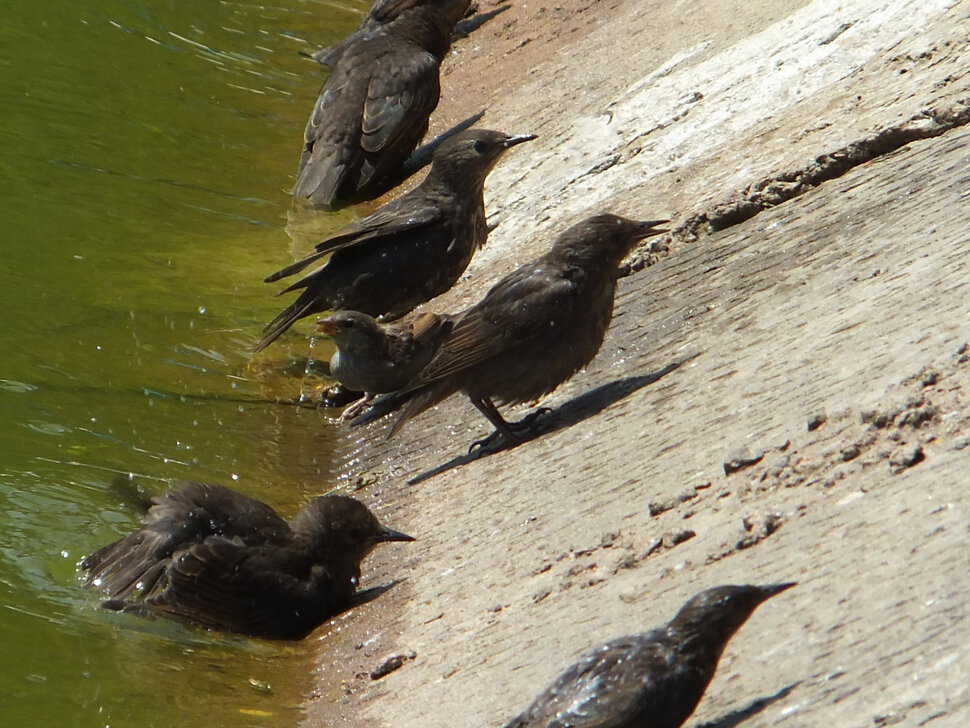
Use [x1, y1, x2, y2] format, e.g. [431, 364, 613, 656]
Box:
[318, 311, 387, 354]
[553, 214, 669, 269]
[292, 495, 415, 563]
[430, 129, 536, 185]
[671, 582, 797, 642]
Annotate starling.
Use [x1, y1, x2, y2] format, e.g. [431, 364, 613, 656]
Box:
[82, 482, 414, 639]
[354, 213, 667, 448]
[318, 310, 453, 419]
[310, 0, 443, 69]
[503, 583, 797, 728]
[293, 0, 472, 207]
[257, 129, 535, 352]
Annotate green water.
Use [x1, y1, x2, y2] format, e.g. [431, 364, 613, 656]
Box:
[0, 1, 371, 725]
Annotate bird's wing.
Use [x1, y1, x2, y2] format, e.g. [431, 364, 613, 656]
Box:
[264, 195, 444, 284]
[293, 64, 363, 203]
[505, 636, 667, 728]
[82, 483, 290, 600]
[145, 482, 290, 546]
[148, 539, 317, 636]
[360, 46, 440, 160]
[410, 263, 584, 385]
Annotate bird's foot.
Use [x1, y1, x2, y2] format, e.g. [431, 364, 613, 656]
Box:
[467, 408, 552, 454]
[339, 393, 376, 422]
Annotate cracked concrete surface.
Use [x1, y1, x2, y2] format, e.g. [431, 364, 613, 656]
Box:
[297, 1, 970, 726]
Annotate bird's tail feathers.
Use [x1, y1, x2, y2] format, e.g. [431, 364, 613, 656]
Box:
[264, 251, 328, 284]
[254, 296, 320, 352]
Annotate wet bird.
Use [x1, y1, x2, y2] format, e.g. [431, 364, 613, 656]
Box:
[82, 482, 414, 639]
[294, 0, 472, 207]
[503, 583, 797, 728]
[319, 310, 453, 419]
[258, 129, 535, 351]
[353, 213, 667, 449]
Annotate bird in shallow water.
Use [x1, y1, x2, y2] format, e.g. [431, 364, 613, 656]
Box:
[353, 213, 668, 450]
[258, 128, 535, 352]
[503, 583, 797, 728]
[294, 0, 472, 207]
[318, 310, 454, 419]
[82, 482, 414, 639]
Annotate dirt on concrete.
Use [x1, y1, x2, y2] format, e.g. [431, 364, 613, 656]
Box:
[299, 1, 970, 726]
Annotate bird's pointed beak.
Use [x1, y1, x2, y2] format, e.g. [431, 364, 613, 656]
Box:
[503, 133, 537, 148]
[760, 582, 798, 599]
[634, 219, 671, 239]
[317, 318, 339, 336]
[378, 525, 416, 543]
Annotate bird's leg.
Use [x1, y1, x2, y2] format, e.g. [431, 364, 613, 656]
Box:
[339, 392, 376, 422]
[467, 395, 520, 452]
[468, 396, 556, 452]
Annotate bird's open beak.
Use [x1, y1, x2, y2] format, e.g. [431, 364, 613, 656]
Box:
[317, 318, 339, 336]
[503, 133, 538, 148]
[378, 525, 416, 543]
[634, 219, 671, 238]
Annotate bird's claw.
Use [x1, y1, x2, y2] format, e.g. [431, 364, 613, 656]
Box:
[466, 408, 553, 454]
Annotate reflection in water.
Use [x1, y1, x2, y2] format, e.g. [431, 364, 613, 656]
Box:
[0, 0, 370, 725]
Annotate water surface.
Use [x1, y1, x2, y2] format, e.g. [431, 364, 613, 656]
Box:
[0, 1, 370, 725]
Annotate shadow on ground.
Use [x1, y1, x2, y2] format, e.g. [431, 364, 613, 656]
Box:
[407, 355, 697, 484]
[697, 682, 801, 728]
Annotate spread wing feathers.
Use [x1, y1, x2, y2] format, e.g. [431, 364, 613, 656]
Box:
[504, 636, 669, 728]
[82, 529, 175, 600]
[83, 482, 290, 600]
[144, 539, 317, 636]
[409, 264, 585, 385]
[264, 195, 444, 284]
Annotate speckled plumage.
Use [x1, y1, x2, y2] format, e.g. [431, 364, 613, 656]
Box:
[504, 583, 796, 728]
[355, 214, 667, 446]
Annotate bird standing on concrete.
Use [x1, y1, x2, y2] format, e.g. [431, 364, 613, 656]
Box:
[258, 129, 535, 351]
[82, 482, 414, 639]
[318, 310, 453, 419]
[354, 213, 667, 449]
[294, 0, 472, 207]
[503, 583, 796, 728]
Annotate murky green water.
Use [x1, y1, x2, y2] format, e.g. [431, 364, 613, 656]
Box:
[0, 1, 370, 725]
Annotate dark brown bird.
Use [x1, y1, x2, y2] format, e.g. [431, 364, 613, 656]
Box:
[503, 583, 796, 728]
[354, 213, 667, 448]
[311, 0, 445, 69]
[318, 310, 453, 419]
[294, 0, 472, 207]
[257, 129, 535, 351]
[82, 482, 414, 639]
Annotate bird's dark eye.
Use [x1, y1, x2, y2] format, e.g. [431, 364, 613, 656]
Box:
[472, 140, 486, 153]
[344, 320, 354, 328]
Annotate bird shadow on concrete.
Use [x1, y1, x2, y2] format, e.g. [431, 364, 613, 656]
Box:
[407, 354, 697, 484]
[455, 4, 511, 38]
[346, 579, 406, 610]
[695, 681, 801, 728]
